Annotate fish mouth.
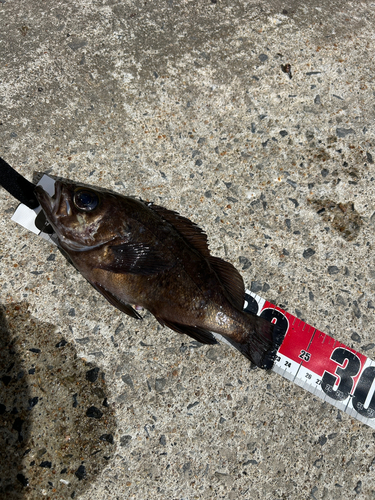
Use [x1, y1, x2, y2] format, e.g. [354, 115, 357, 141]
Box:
[34, 181, 72, 222]
[35, 183, 57, 214]
[34, 181, 71, 237]
[33, 184, 58, 236]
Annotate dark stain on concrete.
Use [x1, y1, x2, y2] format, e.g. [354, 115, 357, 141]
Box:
[308, 199, 363, 241]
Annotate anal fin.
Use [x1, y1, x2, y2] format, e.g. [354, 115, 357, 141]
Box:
[158, 318, 218, 345]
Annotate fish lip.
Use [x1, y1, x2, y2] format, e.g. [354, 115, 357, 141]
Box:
[34, 184, 55, 217]
[34, 181, 64, 220]
[53, 181, 63, 217]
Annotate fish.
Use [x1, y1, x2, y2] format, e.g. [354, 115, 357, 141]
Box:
[34, 180, 284, 369]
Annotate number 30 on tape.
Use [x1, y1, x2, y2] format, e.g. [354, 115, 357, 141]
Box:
[244, 290, 375, 429]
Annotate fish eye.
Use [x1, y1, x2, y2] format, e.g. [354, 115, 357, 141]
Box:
[73, 189, 99, 211]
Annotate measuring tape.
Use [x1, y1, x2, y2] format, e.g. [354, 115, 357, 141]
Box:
[6, 172, 375, 430]
[244, 291, 375, 429]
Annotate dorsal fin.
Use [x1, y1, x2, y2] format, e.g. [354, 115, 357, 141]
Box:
[209, 256, 245, 310]
[148, 203, 210, 257]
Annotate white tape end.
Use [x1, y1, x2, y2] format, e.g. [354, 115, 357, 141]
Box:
[11, 174, 58, 245]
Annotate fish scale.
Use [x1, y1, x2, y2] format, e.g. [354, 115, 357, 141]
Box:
[7, 171, 375, 429]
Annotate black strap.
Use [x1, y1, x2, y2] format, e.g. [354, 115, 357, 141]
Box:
[0, 156, 39, 209]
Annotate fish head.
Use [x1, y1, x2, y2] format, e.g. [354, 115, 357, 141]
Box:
[35, 180, 130, 252]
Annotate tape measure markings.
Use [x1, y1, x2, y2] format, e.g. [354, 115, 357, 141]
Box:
[245, 290, 375, 429]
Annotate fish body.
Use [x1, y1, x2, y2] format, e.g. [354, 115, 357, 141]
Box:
[35, 180, 283, 368]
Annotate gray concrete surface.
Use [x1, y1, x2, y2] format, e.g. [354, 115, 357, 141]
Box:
[1, 0, 375, 498]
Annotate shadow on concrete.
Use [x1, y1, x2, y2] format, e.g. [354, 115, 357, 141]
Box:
[0, 303, 32, 499]
[0, 302, 117, 499]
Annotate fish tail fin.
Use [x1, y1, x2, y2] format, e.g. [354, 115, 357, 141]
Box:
[253, 318, 285, 369]
[226, 315, 285, 369]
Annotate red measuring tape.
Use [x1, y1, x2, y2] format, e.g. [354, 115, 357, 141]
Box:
[244, 290, 375, 428]
[7, 172, 375, 430]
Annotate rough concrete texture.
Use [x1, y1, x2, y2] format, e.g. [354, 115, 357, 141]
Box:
[1, 0, 375, 498]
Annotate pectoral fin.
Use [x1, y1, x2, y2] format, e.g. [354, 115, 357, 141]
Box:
[92, 282, 142, 319]
[97, 242, 172, 275]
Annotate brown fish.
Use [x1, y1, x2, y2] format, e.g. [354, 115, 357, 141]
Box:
[35, 180, 283, 368]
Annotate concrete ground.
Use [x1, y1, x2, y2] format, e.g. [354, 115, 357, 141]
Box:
[1, 0, 375, 498]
